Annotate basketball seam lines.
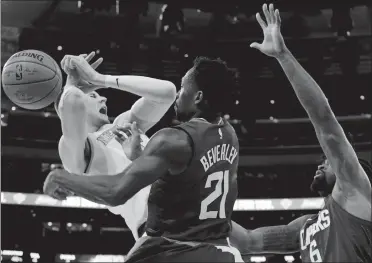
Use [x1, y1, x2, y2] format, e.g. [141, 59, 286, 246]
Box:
[4, 75, 56, 85]
[15, 76, 61, 105]
[4, 60, 57, 74]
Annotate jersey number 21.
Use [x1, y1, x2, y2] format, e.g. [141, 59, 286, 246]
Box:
[199, 170, 229, 220]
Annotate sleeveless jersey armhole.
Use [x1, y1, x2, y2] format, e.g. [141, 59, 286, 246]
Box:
[84, 137, 94, 174]
[172, 126, 195, 173]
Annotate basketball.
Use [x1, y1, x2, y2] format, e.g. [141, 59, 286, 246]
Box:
[2, 49, 63, 110]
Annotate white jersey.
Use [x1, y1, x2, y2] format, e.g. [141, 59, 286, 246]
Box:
[64, 123, 150, 240]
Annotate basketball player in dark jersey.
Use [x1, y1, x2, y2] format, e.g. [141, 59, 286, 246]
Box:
[229, 3, 371, 262]
[44, 57, 244, 262]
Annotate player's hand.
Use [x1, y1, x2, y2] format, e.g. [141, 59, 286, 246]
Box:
[61, 51, 104, 93]
[43, 169, 72, 201]
[250, 3, 288, 58]
[113, 122, 144, 161]
[66, 53, 104, 87]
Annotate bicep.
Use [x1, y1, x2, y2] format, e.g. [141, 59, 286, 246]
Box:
[57, 89, 89, 173]
[58, 89, 88, 145]
[314, 119, 370, 195]
[112, 154, 169, 206]
[58, 136, 87, 174]
[114, 97, 172, 133]
[112, 128, 191, 205]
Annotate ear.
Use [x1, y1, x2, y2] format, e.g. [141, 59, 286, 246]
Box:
[194, 90, 203, 105]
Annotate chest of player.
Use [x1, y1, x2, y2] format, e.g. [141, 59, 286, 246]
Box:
[86, 124, 131, 175]
[300, 209, 332, 262]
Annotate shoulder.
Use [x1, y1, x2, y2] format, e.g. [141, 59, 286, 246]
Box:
[331, 187, 371, 222]
[288, 214, 314, 229]
[144, 128, 192, 173]
[146, 128, 191, 156]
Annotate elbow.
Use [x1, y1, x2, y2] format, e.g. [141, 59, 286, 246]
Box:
[60, 92, 86, 112]
[319, 104, 334, 121]
[309, 103, 335, 123]
[161, 81, 177, 102]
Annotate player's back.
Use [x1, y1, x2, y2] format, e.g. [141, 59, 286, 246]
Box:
[125, 118, 242, 263]
[146, 117, 239, 241]
[300, 196, 372, 262]
[61, 123, 150, 240]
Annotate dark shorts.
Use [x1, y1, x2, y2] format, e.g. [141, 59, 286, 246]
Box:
[125, 236, 243, 263]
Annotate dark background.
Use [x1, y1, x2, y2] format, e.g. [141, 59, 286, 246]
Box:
[1, 1, 371, 262]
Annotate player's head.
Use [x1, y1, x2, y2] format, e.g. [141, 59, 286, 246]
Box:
[311, 156, 372, 197]
[54, 90, 109, 127]
[174, 56, 235, 121]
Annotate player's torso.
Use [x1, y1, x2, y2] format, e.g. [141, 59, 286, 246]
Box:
[86, 123, 147, 175]
[299, 196, 372, 262]
[86, 123, 151, 240]
[146, 118, 239, 242]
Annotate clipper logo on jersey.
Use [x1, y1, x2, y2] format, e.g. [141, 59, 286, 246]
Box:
[97, 125, 119, 146]
[300, 209, 331, 250]
[200, 144, 238, 172]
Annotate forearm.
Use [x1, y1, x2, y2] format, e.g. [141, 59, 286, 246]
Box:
[277, 50, 334, 123]
[245, 225, 300, 254]
[231, 215, 310, 255]
[99, 74, 176, 103]
[54, 173, 117, 206]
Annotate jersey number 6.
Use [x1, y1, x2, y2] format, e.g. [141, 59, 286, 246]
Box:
[199, 170, 229, 220]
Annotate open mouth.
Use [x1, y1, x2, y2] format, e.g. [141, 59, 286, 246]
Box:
[99, 106, 107, 115]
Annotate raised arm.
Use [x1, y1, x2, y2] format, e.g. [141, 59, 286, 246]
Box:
[104, 75, 177, 132]
[46, 128, 192, 206]
[57, 85, 89, 174]
[56, 52, 103, 173]
[229, 215, 312, 255]
[250, 3, 371, 220]
[68, 55, 177, 133]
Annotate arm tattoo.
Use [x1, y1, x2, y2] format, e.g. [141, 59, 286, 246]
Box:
[241, 215, 312, 254]
[261, 225, 300, 252]
[258, 215, 312, 253]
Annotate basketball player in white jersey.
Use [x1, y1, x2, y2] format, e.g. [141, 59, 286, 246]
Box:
[51, 51, 176, 240]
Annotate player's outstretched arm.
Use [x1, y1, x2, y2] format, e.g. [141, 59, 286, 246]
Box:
[68, 55, 177, 133]
[251, 3, 371, 220]
[45, 128, 191, 206]
[229, 215, 312, 255]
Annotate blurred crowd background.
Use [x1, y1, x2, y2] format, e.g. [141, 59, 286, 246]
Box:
[1, 0, 371, 262]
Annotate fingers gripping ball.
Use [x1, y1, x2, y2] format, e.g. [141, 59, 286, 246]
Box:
[2, 50, 63, 110]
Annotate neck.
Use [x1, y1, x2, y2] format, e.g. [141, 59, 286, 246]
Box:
[86, 122, 101, 134]
[193, 110, 221, 124]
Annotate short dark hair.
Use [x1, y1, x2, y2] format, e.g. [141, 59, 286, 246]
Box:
[191, 56, 236, 114]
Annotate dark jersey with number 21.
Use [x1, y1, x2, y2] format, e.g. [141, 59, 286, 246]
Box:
[145, 118, 239, 242]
